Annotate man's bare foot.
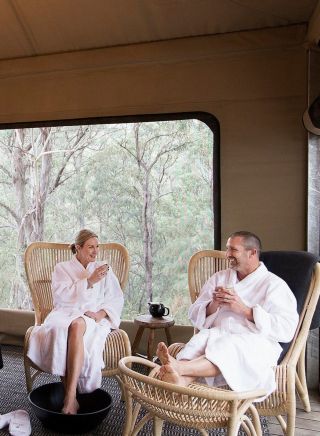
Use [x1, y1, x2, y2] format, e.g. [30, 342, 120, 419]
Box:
[156, 342, 171, 365]
[159, 364, 190, 387]
[62, 397, 79, 415]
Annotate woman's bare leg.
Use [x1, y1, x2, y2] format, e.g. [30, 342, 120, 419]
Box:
[156, 342, 220, 386]
[62, 317, 86, 414]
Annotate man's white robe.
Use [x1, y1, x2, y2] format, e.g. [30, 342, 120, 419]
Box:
[27, 256, 124, 393]
[177, 262, 299, 398]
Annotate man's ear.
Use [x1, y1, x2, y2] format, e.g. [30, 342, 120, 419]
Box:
[249, 248, 257, 258]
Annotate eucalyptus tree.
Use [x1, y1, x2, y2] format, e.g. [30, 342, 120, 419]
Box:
[114, 121, 193, 306]
[0, 125, 101, 308]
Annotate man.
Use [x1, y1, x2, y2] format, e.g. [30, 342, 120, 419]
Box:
[157, 231, 299, 397]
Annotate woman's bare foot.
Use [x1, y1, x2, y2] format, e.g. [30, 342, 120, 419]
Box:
[62, 396, 79, 415]
[159, 364, 190, 387]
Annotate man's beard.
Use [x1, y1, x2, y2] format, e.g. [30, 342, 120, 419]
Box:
[228, 257, 238, 269]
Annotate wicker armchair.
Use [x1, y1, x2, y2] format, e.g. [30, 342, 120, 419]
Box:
[23, 241, 131, 392]
[119, 355, 265, 436]
[169, 249, 320, 436]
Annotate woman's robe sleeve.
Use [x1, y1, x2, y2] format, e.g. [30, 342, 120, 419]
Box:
[97, 267, 124, 329]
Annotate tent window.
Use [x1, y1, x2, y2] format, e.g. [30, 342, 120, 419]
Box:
[0, 112, 220, 325]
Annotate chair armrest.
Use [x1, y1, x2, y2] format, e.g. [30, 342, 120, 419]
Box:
[119, 355, 266, 401]
[102, 328, 131, 371]
[168, 342, 185, 358]
[24, 326, 35, 351]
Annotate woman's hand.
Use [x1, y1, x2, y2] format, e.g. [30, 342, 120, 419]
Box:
[84, 310, 107, 322]
[87, 264, 109, 288]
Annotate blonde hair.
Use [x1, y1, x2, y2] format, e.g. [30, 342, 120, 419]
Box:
[70, 229, 98, 254]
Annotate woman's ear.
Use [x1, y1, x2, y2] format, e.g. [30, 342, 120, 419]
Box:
[75, 244, 81, 252]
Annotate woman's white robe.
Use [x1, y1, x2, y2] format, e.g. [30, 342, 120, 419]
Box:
[177, 262, 299, 398]
[27, 256, 124, 393]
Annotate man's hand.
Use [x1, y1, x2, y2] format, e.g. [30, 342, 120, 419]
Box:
[214, 287, 254, 321]
[206, 286, 223, 315]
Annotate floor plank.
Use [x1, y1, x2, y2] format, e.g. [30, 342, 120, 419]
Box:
[267, 389, 320, 435]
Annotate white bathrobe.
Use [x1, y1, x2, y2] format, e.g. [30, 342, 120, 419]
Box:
[177, 262, 299, 398]
[27, 256, 124, 393]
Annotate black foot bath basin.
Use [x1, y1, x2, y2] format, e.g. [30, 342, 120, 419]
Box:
[28, 382, 112, 434]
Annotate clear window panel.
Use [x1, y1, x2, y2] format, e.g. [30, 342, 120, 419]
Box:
[0, 118, 216, 325]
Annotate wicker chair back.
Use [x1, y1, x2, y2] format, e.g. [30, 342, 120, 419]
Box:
[23, 241, 131, 399]
[188, 250, 229, 303]
[24, 241, 130, 325]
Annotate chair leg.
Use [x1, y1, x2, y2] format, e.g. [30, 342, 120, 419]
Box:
[248, 405, 262, 436]
[121, 390, 133, 436]
[275, 415, 287, 433]
[131, 412, 152, 436]
[296, 344, 311, 412]
[240, 421, 251, 436]
[153, 416, 164, 436]
[115, 375, 126, 401]
[286, 396, 297, 436]
[227, 416, 241, 436]
[286, 413, 296, 436]
[24, 361, 33, 393]
[24, 328, 36, 393]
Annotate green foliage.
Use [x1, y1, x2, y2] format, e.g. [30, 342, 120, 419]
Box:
[0, 120, 214, 325]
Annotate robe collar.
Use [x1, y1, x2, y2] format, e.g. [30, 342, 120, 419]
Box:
[71, 254, 96, 272]
[232, 262, 268, 290]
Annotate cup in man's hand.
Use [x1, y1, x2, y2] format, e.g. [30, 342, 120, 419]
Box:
[225, 284, 234, 293]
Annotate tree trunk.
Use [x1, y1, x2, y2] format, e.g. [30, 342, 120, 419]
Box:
[143, 173, 154, 302]
[11, 128, 53, 308]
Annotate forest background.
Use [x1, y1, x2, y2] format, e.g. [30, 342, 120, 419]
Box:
[0, 119, 214, 325]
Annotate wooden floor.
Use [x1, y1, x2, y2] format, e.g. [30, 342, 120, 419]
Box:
[267, 389, 320, 435]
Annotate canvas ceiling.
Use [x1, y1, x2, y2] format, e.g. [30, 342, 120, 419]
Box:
[0, 0, 319, 61]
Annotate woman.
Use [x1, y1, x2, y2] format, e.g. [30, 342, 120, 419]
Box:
[27, 229, 124, 414]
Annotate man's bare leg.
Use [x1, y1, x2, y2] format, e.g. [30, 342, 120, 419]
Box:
[159, 364, 195, 386]
[156, 342, 220, 387]
[159, 364, 194, 386]
[62, 318, 86, 414]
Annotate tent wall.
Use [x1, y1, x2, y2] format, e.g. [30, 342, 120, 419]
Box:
[0, 24, 308, 250]
[0, 23, 316, 385]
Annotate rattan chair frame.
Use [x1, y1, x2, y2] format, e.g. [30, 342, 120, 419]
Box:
[119, 355, 265, 436]
[188, 249, 230, 304]
[23, 241, 131, 392]
[171, 249, 320, 436]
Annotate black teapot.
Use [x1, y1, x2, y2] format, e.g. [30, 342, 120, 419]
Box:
[148, 302, 170, 318]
